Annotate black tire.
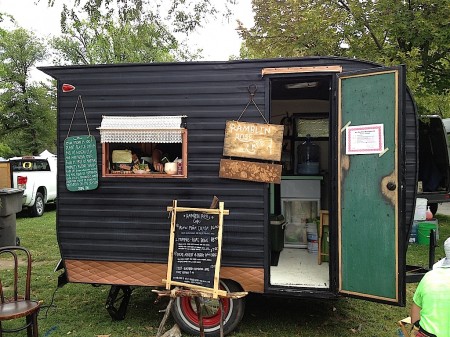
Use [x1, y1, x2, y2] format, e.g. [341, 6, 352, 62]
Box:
[171, 279, 245, 337]
[30, 192, 45, 217]
[429, 203, 438, 216]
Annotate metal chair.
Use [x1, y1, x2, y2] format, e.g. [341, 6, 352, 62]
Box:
[0, 246, 40, 336]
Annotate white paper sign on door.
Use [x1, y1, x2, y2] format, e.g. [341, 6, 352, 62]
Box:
[346, 124, 384, 155]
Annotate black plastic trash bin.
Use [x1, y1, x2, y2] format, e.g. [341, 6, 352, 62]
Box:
[270, 214, 286, 252]
[0, 188, 24, 246]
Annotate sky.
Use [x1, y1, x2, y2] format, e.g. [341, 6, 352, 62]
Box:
[0, 0, 254, 81]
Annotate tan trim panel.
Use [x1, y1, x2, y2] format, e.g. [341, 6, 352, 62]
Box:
[65, 260, 264, 293]
[262, 66, 342, 76]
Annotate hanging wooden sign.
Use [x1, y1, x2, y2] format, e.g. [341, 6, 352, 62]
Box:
[223, 121, 284, 161]
[219, 158, 282, 184]
[165, 201, 229, 298]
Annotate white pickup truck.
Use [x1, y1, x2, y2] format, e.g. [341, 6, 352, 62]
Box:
[9, 156, 57, 217]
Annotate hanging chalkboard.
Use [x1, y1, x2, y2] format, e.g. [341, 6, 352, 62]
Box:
[64, 135, 99, 192]
[166, 201, 229, 298]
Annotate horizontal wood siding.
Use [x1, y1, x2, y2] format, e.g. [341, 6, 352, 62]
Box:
[53, 61, 271, 268]
[41, 57, 417, 270]
[404, 89, 419, 239]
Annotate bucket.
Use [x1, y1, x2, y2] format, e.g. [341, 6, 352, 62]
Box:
[417, 222, 437, 245]
[306, 222, 318, 253]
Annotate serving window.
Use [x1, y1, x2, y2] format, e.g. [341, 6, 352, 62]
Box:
[98, 116, 187, 178]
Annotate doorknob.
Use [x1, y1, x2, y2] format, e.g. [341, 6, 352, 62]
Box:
[387, 182, 396, 191]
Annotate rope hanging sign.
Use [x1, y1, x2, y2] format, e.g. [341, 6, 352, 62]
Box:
[220, 85, 284, 184]
[63, 95, 99, 192]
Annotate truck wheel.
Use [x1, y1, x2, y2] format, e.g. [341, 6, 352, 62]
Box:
[30, 192, 45, 217]
[171, 279, 245, 337]
[429, 203, 438, 216]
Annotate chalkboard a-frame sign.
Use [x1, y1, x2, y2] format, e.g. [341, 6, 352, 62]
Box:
[166, 201, 229, 298]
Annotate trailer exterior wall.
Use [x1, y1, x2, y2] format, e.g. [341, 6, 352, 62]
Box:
[40, 57, 418, 290]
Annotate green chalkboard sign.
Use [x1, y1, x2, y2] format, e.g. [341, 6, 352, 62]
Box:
[64, 135, 98, 192]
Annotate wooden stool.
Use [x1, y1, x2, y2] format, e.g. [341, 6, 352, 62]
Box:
[318, 210, 329, 265]
[397, 317, 411, 337]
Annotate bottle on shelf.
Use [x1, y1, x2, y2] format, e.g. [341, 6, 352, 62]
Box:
[426, 206, 433, 220]
[297, 134, 320, 175]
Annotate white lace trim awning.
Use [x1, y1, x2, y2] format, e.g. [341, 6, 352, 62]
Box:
[98, 116, 186, 143]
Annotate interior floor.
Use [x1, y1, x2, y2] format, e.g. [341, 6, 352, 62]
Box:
[270, 248, 329, 288]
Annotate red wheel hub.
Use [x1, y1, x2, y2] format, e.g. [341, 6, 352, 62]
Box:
[180, 296, 231, 327]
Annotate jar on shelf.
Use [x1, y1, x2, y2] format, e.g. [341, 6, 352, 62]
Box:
[297, 134, 320, 175]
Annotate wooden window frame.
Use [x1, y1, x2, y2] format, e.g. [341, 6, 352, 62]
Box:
[102, 129, 188, 178]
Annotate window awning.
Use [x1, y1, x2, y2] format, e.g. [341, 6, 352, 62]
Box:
[98, 116, 186, 143]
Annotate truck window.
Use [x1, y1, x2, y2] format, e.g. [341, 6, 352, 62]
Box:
[11, 160, 50, 172]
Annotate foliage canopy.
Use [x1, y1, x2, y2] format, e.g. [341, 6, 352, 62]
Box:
[51, 5, 181, 65]
[0, 28, 56, 156]
[239, 0, 450, 115]
[49, 0, 238, 64]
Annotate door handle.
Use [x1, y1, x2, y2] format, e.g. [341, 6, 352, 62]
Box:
[387, 182, 396, 191]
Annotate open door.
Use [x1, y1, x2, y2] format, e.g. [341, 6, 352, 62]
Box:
[337, 66, 405, 305]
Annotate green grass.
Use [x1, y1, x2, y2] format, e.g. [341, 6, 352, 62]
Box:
[5, 208, 450, 336]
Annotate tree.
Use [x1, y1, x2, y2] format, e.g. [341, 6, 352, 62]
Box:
[51, 5, 184, 65]
[47, 0, 236, 64]
[0, 28, 56, 156]
[47, 0, 236, 33]
[239, 0, 450, 115]
[50, 0, 234, 64]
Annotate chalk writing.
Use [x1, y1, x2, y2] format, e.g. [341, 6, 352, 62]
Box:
[171, 211, 220, 288]
[64, 135, 99, 192]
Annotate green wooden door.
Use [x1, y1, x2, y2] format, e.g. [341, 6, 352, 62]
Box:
[337, 67, 404, 304]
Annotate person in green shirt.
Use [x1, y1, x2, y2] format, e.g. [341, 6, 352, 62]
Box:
[411, 237, 450, 337]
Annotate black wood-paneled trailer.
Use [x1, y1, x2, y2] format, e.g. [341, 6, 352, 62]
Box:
[40, 56, 421, 336]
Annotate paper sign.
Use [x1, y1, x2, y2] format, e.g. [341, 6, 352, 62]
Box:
[346, 124, 384, 155]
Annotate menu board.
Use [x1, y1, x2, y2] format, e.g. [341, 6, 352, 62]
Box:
[64, 135, 99, 192]
[166, 202, 229, 298]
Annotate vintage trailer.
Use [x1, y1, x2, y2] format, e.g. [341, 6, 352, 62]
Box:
[40, 56, 418, 336]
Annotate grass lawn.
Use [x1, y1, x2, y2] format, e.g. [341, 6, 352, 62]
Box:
[3, 206, 449, 337]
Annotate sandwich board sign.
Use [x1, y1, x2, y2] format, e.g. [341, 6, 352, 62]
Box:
[166, 201, 229, 298]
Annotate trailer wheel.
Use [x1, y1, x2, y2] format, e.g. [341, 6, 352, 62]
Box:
[29, 192, 45, 217]
[171, 279, 245, 337]
[105, 285, 132, 320]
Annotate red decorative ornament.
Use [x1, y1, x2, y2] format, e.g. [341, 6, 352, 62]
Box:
[62, 83, 76, 92]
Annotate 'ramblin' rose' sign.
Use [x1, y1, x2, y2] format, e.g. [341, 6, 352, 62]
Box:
[221, 121, 284, 184]
[223, 121, 284, 161]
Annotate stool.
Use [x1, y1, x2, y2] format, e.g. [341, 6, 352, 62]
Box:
[397, 317, 411, 337]
[318, 210, 329, 265]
